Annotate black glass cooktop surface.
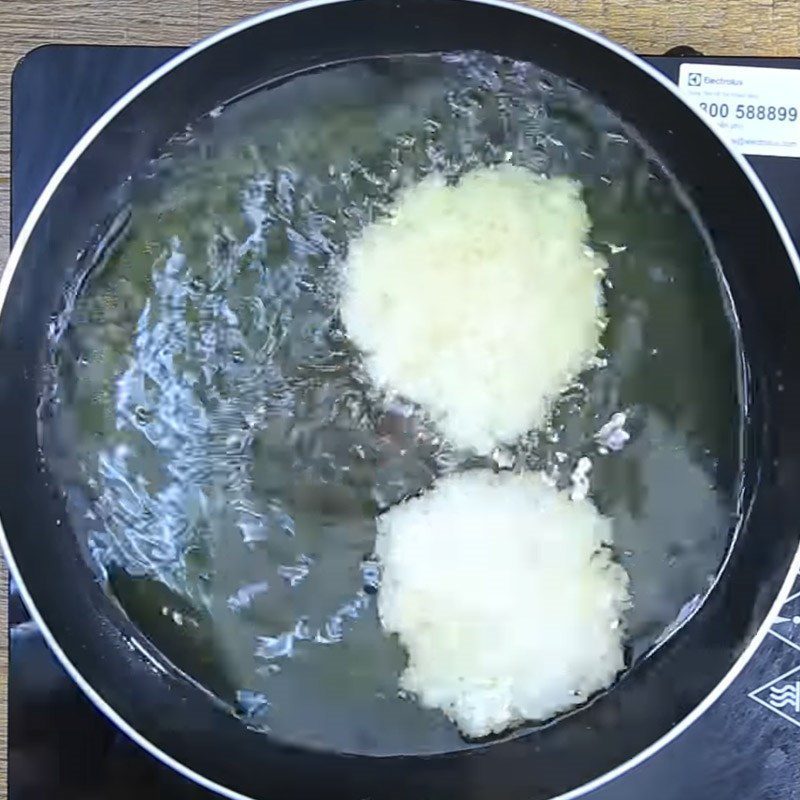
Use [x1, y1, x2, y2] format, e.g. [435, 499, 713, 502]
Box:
[9, 44, 800, 800]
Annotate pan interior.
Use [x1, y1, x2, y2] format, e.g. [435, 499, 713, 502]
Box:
[40, 52, 745, 756]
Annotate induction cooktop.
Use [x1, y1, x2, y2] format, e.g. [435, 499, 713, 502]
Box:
[9, 44, 800, 800]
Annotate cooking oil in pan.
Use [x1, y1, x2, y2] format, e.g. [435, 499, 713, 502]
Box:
[41, 52, 744, 755]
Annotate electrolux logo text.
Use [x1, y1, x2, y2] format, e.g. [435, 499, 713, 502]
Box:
[686, 71, 745, 88]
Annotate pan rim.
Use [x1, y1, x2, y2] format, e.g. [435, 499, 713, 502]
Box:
[2, 1, 800, 798]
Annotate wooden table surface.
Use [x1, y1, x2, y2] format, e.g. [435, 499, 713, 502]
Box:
[0, 0, 798, 796]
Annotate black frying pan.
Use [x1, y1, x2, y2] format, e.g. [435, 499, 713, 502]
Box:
[2, 2, 800, 798]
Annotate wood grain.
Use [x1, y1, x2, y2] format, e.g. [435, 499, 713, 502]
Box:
[0, 0, 797, 796]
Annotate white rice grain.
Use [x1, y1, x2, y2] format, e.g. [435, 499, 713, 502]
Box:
[376, 470, 629, 738]
[340, 165, 606, 454]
